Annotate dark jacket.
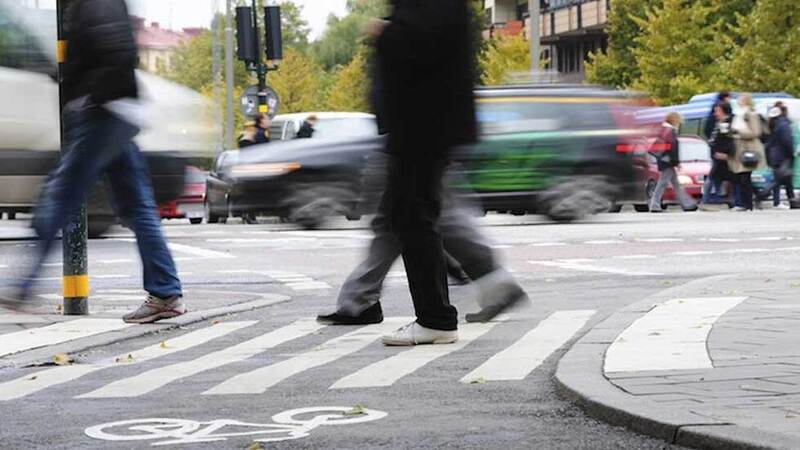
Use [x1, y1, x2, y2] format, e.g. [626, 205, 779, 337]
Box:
[374, 0, 477, 156]
[709, 116, 735, 180]
[297, 121, 314, 139]
[62, 0, 139, 105]
[254, 126, 270, 145]
[766, 117, 795, 168]
[654, 125, 680, 170]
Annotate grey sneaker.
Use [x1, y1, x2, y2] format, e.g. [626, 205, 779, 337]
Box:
[123, 295, 186, 324]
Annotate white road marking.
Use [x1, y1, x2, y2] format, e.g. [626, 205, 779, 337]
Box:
[79, 319, 326, 399]
[670, 251, 714, 256]
[559, 258, 595, 264]
[531, 242, 567, 247]
[614, 255, 657, 260]
[97, 259, 135, 265]
[461, 310, 596, 383]
[584, 240, 626, 245]
[636, 238, 684, 243]
[204, 318, 411, 395]
[112, 239, 233, 259]
[0, 321, 255, 401]
[604, 297, 747, 373]
[720, 248, 771, 254]
[0, 319, 133, 358]
[528, 260, 661, 277]
[331, 322, 500, 389]
[93, 275, 131, 280]
[42, 263, 63, 268]
[703, 238, 740, 242]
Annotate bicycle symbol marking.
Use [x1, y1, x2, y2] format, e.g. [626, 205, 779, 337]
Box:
[84, 406, 388, 446]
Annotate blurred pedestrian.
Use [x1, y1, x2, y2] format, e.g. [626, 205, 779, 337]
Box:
[757, 106, 795, 209]
[237, 120, 257, 148]
[317, 177, 529, 327]
[702, 103, 736, 209]
[296, 115, 318, 139]
[702, 92, 732, 202]
[365, 0, 478, 346]
[254, 113, 271, 144]
[649, 112, 697, 213]
[0, 0, 184, 323]
[729, 94, 766, 211]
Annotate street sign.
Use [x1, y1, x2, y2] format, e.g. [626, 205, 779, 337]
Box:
[240, 85, 279, 119]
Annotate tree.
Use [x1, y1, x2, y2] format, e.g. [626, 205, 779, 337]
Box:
[310, 0, 387, 71]
[277, 1, 311, 51]
[630, 0, 729, 105]
[724, 0, 800, 96]
[326, 49, 370, 112]
[479, 34, 530, 86]
[585, 0, 656, 88]
[269, 48, 324, 113]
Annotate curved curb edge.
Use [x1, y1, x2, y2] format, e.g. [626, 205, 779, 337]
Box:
[554, 275, 798, 450]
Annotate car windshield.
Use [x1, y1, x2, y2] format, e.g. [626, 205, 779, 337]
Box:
[679, 139, 710, 162]
[311, 118, 377, 139]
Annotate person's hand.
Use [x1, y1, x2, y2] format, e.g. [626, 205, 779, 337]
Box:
[365, 19, 389, 39]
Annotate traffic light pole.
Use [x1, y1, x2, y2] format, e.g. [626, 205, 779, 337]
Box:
[56, 0, 90, 315]
[251, 0, 268, 115]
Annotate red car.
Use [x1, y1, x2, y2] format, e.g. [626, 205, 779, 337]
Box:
[631, 136, 712, 211]
[160, 166, 207, 224]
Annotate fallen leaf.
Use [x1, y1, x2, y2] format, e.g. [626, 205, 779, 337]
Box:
[211, 320, 220, 325]
[56, 304, 63, 313]
[160, 341, 169, 349]
[342, 404, 366, 416]
[467, 377, 487, 385]
[28, 375, 38, 381]
[52, 354, 72, 366]
[247, 443, 264, 450]
[116, 353, 135, 364]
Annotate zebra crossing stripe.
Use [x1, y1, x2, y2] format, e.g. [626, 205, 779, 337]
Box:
[0, 319, 133, 358]
[0, 321, 255, 401]
[460, 310, 596, 383]
[204, 318, 411, 395]
[77, 319, 327, 399]
[331, 322, 500, 389]
[604, 297, 747, 373]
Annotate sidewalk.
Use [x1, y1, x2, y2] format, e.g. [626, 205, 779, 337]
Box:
[557, 274, 800, 450]
[0, 289, 289, 369]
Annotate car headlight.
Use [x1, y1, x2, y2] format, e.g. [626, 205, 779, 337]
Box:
[678, 175, 694, 185]
[230, 162, 302, 177]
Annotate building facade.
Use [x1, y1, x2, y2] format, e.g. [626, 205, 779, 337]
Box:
[132, 17, 203, 74]
[484, 0, 609, 82]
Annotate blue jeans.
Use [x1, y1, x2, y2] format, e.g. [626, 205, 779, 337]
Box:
[28, 105, 181, 299]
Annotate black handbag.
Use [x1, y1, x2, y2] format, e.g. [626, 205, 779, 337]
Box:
[740, 150, 760, 169]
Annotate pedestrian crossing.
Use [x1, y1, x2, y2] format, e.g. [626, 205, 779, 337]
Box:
[0, 310, 597, 401]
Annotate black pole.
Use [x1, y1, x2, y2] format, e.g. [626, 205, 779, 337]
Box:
[251, 0, 268, 115]
[57, 0, 90, 315]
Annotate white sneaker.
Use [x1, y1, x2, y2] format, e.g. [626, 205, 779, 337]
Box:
[775, 204, 791, 210]
[382, 322, 458, 346]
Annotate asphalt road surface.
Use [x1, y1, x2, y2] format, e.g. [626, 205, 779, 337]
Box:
[3, 209, 799, 449]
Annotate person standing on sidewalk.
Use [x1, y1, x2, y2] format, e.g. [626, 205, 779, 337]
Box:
[702, 92, 732, 204]
[729, 94, 766, 211]
[0, 0, 185, 324]
[758, 106, 796, 209]
[649, 113, 697, 213]
[702, 103, 736, 210]
[365, 0, 477, 346]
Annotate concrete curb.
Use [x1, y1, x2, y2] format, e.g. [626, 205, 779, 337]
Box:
[0, 292, 290, 369]
[554, 275, 799, 450]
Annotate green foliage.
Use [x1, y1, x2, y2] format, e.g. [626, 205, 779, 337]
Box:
[326, 49, 370, 112]
[585, 0, 655, 88]
[277, 1, 311, 51]
[310, 0, 387, 71]
[269, 48, 324, 113]
[631, 0, 728, 105]
[724, 0, 800, 96]
[479, 34, 530, 86]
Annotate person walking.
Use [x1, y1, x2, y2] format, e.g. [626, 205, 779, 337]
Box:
[729, 94, 766, 211]
[702, 92, 732, 204]
[317, 177, 529, 327]
[364, 0, 477, 346]
[0, 0, 185, 324]
[758, 106, 796, 209]
[702, 103, 736, 209]
[649, 113, 697, 213]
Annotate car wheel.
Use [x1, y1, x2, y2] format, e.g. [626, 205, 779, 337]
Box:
[190, 217, 203, 225]
[285, 184, 355, 230]
[204, 199, 221, 224]
[541, 175, 615, 223]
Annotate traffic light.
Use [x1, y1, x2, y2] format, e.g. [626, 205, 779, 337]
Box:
[264, 6, 283, 63]
[235, 6, 257, 63]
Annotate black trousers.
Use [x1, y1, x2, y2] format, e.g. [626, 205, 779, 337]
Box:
[735, 172, 754, 210]
[381, 152, 458, 331]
